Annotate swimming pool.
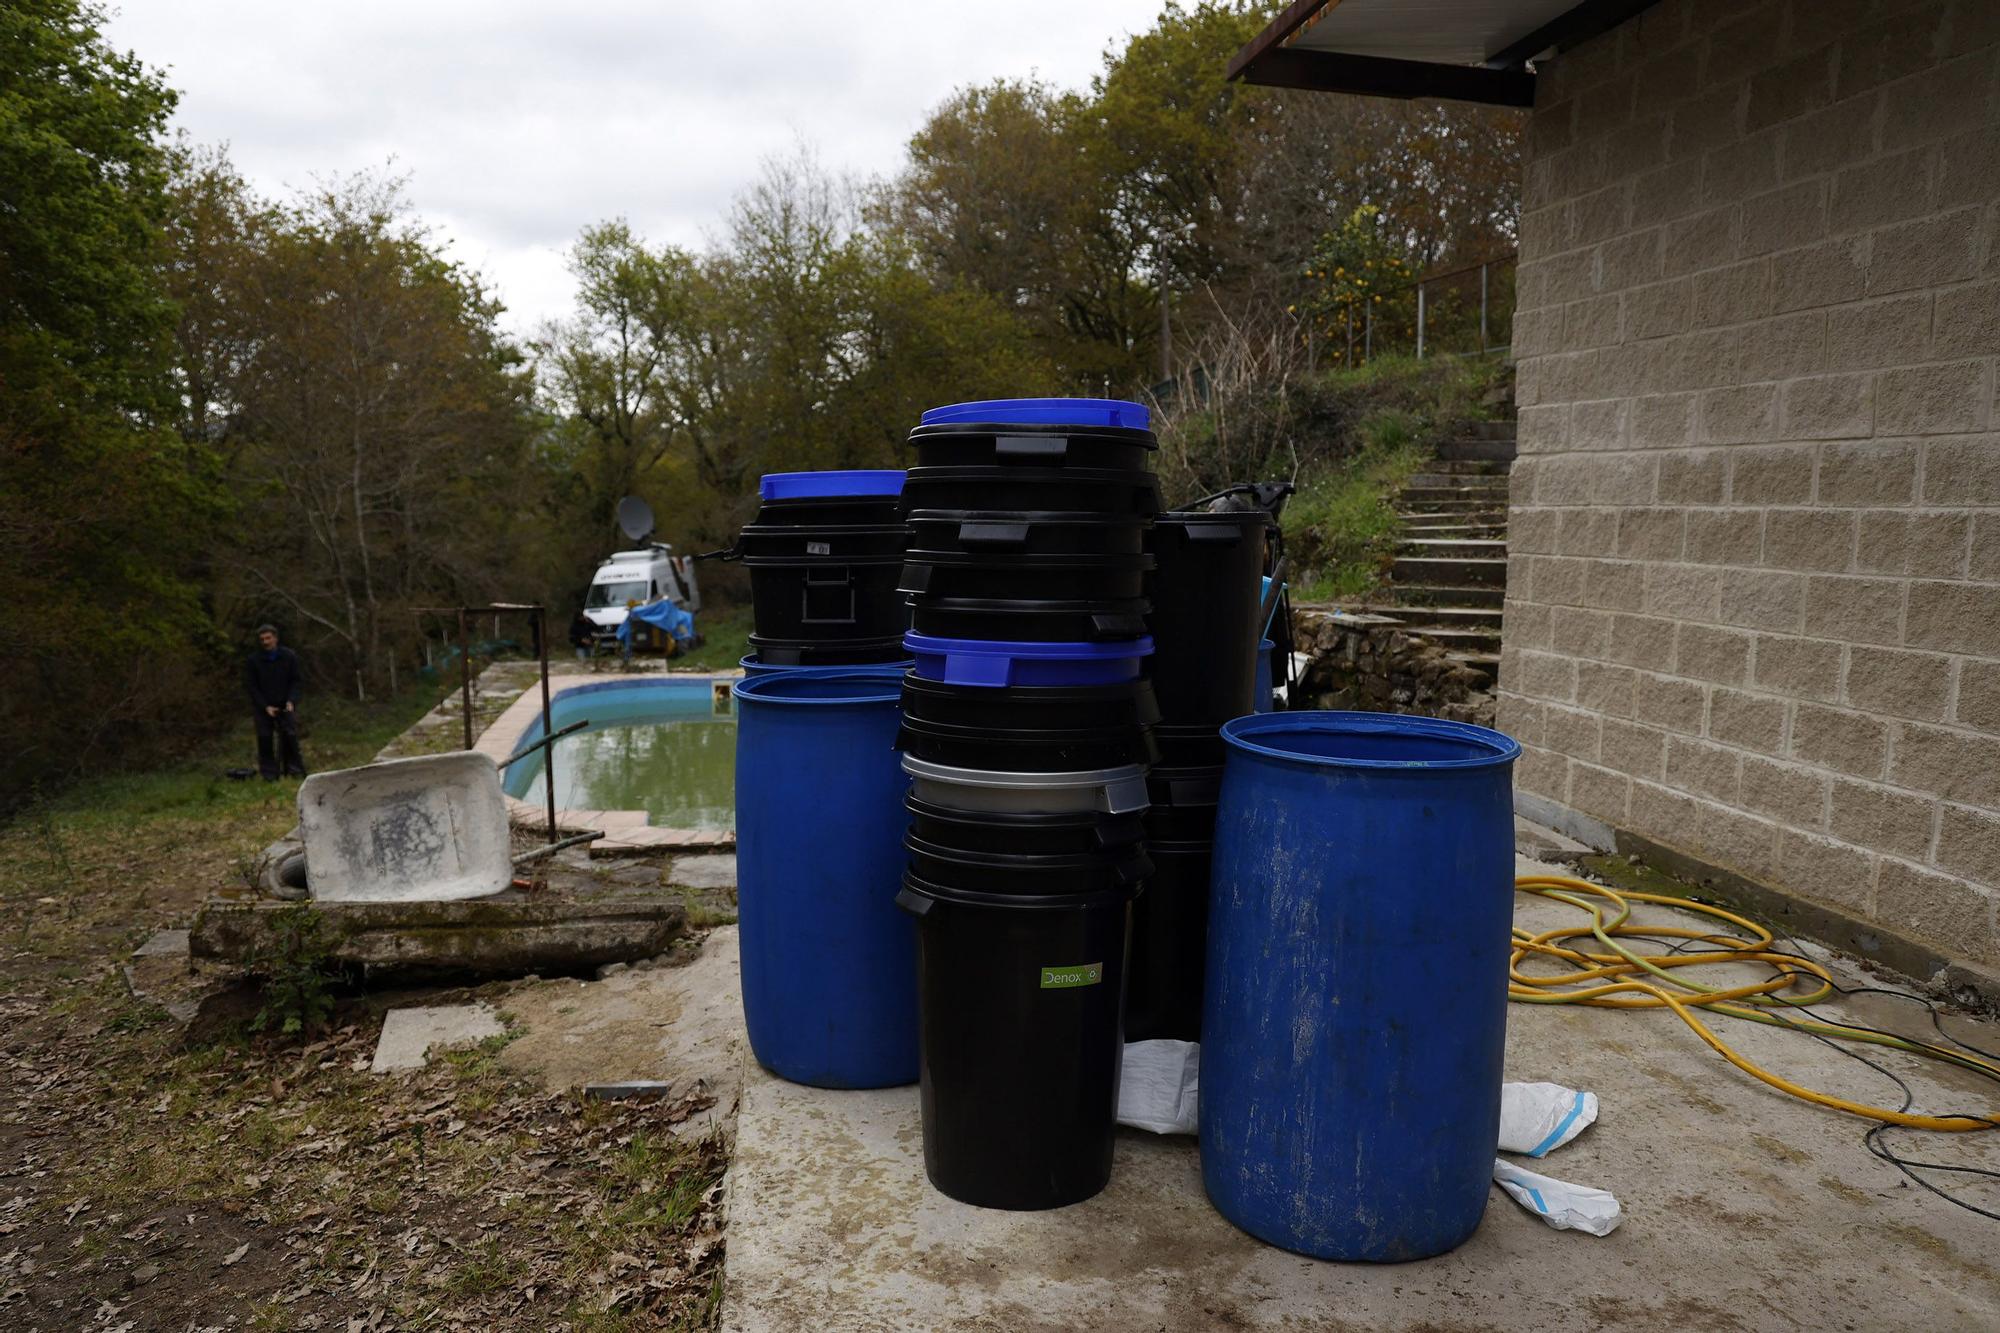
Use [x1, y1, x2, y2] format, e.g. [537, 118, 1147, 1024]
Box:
[503, 678, 737, 831]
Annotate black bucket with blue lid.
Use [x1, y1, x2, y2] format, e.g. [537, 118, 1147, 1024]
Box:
[907, 398, 1156, 473]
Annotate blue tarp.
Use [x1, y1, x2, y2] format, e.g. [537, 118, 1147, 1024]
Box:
[616, 599, 696, 645]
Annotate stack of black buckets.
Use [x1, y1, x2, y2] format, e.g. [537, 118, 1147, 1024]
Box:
[736, 470, 910, 670]
[1128, 506, 1270, 1043]
[892, 399, 1162, 1210]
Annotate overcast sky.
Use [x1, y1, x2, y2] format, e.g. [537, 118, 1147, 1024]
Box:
[104, 1, 1165, 336]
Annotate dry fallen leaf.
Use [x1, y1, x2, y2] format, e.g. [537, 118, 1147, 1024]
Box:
[221, 1242, 249, 1266]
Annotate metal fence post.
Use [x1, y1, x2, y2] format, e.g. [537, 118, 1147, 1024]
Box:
[1416, 282, 1426, 359]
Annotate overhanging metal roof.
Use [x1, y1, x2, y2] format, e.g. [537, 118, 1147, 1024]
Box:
[1227, 0, 1661, 107]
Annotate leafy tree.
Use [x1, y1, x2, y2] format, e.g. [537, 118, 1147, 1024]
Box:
[223, 171, 534, 697]
[0, 0, 223, 800]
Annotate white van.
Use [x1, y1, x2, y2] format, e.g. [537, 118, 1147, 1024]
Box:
[582, 545, 701, 636]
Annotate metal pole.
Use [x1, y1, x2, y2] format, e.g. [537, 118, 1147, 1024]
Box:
[1480, 262, 1490, 353]
[535, 605, 557, 846]
[1416, 282, 1427, 359]
[457, 608, 473, 751]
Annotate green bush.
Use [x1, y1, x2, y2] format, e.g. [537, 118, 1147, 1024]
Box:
[248, 903, 340, 1038]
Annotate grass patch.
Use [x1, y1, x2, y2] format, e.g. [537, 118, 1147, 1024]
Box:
[1277, 354, 1509, 603]
[676, 602, 753, 671]
[0, 686, 440, 968]
[1285, 417, 1431, 602]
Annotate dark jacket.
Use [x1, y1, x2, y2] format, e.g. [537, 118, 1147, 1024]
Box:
[245, 646, 303, 709]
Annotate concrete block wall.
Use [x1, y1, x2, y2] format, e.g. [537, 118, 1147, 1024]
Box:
[1503, 0, 2000, 964]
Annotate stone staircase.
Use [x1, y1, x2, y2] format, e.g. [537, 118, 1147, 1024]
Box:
[1353, 419, 1514, 683]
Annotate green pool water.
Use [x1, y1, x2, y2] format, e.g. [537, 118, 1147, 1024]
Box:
[504, 680, 736, 830]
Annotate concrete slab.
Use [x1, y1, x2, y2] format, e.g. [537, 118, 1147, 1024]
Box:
[370, 1002, 504, 1073]
[668, 854, 738, 891]
[500, 925, 746, 1135]
[191, 888, 686, 978]
[133, 928, 189, 959]
[722, 858, 2000, 1332]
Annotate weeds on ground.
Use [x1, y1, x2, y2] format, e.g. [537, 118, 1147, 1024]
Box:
[1274, 355, 1510, 602]
[246, 903, 341, 1038]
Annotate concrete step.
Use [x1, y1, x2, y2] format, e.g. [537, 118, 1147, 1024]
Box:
[1391, 555, 1509, 587]
[1401, 625, 1504, 653]
[1383, 583, 1506, 608]
[1401, 488, 1511, 508]
[1467, 418, 1514, 440]
[1424, 457, 1512, 476]
[1398, 537, 1507, 558]
[1407, 473, 1510, 492]
[1397, 506, 1508, 521]
[1354, 603, 1504, 629]
[1447, 650, 1502, 680]
[1397, 495, 1508, 509]
[1436, 436, 1518, 462]
[1396, 520, 1508, 537]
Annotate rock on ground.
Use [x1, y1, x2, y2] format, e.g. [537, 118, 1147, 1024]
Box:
[370, 1002, 506, 1072]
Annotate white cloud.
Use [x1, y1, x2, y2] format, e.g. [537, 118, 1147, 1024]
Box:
[105, 1, 1162, 334]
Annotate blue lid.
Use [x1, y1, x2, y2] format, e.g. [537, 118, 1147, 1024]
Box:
[903, 633, 1154, 660]
[759, 470, 906, 502]
[918, 398, 1150, 430]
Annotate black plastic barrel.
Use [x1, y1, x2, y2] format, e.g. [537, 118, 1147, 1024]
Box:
[901, 466, 1160, 519]
[907, 510, 1149, 558]
[1147, 511, 1269, 725]
[908, 596, 1149, 643]
[746, 633, 907, 667]
[905, 795, 1145, 858]
[897, 876, 1136, 1209]
[900, 674, 1160, 735]
[1153, 721, 1227, 767]
[895, 707, 1159, 772]
[899, 550, 1153, 603]
[907, 422, 1157, 473]
[744, 554, 906, 644]
[1124, 839, 1212, 1043]
[1143, 763, 1222, 843]
[737, 522, 908, 560]
[903, 831, 1152, 898]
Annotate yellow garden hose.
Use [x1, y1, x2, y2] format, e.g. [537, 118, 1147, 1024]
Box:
[1510, 874, 2000, 1134]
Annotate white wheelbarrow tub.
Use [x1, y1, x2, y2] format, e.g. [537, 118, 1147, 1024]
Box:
[297, 751, 514, 903]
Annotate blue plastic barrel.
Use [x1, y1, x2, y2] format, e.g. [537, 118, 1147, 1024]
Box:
[1201, 711, 1521, 1261]
[903, 632, 1152, 688]
[918, 398, 1149, 430]
[1253, 639, 1275, 713]
[739, 654, 913, 679]
[734, 669, 917, 1088]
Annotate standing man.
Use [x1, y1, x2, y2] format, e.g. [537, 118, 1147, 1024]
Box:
[245, 624, 307, 780]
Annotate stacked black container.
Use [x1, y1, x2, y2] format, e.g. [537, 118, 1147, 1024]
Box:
[1125, 508, 1271, 1043]
[893, 398, 1161, 1212]
[737, 470, 909, 668]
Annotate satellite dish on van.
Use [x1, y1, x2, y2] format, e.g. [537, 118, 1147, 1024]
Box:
[615, 496, 656, 544]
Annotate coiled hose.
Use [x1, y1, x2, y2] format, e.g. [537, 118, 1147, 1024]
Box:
[1511, 874, 2000, 1133]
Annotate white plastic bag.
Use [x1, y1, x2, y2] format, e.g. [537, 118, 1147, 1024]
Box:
[1492, 1158, 1623, 1236]
[1498, 1081, 1598, 1157]
[1117, 1039, 1200, 1135]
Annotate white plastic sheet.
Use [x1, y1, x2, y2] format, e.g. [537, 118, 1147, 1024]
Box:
[1116, 1043, 1625, 1237]
[1498, 1081, 1599, 1157]
[1116, 1039, 1200, 1135]
[1492, 1158, 1623, 1235]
